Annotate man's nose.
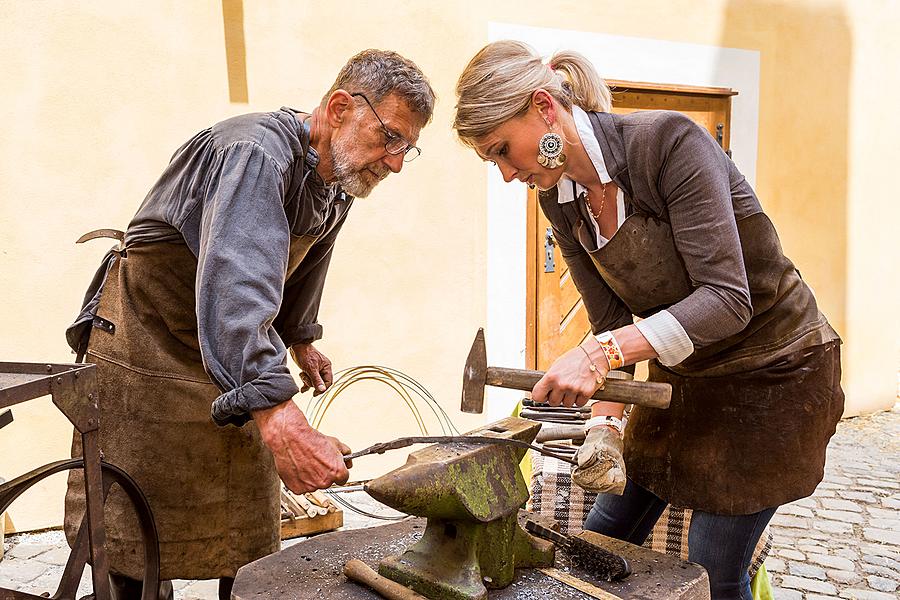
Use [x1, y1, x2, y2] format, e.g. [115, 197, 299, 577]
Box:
[384, 152, 404, 174]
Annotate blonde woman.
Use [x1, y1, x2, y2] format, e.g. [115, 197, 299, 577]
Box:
[453, 40, 843, 600]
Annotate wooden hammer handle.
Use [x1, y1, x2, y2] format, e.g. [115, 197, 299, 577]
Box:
[486, 367, 672, 409]
[536, 423, 587, 443]
[344, 559, 429, 600]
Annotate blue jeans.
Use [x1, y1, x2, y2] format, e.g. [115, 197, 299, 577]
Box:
[584, 478, 776, 600]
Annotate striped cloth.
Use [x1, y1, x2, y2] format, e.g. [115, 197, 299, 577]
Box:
[528, 451, 771, 577]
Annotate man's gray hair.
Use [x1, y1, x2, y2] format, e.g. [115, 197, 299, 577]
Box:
[323, 49, 435, 124]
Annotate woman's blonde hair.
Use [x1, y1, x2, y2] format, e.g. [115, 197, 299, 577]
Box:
[453, 40, 611, 147]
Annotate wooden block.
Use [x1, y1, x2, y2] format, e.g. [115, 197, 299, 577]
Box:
[280, 509, 343, 540]
[280, 489, 343, 539]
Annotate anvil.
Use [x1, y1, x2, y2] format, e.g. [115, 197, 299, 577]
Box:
[364, 416, 555, 600]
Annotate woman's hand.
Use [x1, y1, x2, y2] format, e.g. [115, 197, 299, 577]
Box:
[572, 425, 626, 494]
[531, 343, 608, 407]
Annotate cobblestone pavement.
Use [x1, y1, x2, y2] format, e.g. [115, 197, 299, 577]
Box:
[1, 408, 898, 599]
[766, 404, 900, 600]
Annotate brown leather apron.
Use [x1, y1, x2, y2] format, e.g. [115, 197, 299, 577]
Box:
[573, 208, 843, 515]
[65, 233, 318, 579]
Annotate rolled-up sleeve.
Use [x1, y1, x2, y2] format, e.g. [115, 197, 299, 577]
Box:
[196, 141, 299, 426]
[647, 113, 753, 349]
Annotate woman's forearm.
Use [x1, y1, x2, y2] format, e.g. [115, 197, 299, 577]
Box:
[585, 324, 657, 419]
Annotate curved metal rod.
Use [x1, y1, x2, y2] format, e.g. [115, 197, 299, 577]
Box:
[0, 459, 160, 600]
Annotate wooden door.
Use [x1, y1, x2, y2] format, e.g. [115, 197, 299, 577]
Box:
[526, 81, 737, 371]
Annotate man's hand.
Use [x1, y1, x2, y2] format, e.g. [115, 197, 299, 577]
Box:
[290, 343, 333, 396]
[572, 426, 626, 494]
[252, 401, 351, 494]
[531, 344, 608, 407]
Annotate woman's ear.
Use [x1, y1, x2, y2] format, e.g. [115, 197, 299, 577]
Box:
[531, 89, 556, 126]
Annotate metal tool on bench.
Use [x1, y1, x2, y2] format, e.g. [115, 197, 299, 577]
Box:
[461, 329, 671, 413]
[363, 417, 557, 600]
[344, 559, 429, 600]
[518, 401, 593, 443]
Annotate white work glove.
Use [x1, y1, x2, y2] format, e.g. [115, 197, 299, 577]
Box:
[572, 426, 626, 495]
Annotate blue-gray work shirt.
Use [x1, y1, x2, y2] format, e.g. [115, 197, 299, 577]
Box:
[67, 108, 353, 426]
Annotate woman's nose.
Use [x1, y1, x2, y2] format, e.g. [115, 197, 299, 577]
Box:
[496, 162, 516, 183]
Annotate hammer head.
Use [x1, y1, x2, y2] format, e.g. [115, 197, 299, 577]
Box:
[460, 328, 487, 413]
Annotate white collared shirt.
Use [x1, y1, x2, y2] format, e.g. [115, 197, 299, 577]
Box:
[557, 106, 694, 367]
[557, 106, 626, 249]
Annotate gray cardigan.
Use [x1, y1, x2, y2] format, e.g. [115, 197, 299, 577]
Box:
[539, 110, 760, 351]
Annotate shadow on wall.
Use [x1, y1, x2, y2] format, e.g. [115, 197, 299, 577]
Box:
[719, 0, 851, 360]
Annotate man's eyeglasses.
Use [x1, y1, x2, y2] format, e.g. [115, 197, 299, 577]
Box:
[350, 92, 421, 162]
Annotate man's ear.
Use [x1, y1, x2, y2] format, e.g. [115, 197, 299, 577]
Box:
[531, 89, 556, 126]
[324, 90, 355, 127]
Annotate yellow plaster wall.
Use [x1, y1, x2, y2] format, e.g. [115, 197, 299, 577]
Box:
[0, 0, 896, 531]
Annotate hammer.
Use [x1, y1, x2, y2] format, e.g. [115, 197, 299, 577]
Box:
[461, 328, 672, 414]
[344, 559, 428, 600]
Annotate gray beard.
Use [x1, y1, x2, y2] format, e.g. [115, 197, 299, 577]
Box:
[330, 137, 386, 198]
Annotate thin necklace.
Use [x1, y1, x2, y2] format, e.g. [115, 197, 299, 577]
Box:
[584, 180, 608, 221]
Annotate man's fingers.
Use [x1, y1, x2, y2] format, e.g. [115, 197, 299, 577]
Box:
[334, 465, 350, 486]
[331, 437, 354, 469]
[321, 360, 334, 389]
[328, 435, 352, 455]
[310, 368, 326, 394]
[299, 372, 312, 393]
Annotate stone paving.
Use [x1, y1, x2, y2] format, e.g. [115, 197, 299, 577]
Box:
[766, 404, 900, 600]
[1, 407, 898, 599]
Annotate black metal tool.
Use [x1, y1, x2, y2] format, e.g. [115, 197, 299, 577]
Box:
[344, 434, 578, 466]
[525, 519, 631, 582]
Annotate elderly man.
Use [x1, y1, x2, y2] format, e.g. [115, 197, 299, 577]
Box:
[64, 50, 434, 599]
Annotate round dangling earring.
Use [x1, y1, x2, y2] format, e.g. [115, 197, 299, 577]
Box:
[537, 131, 566, 169]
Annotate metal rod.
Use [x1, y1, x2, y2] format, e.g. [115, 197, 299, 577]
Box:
[344, 435, 578, 466]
